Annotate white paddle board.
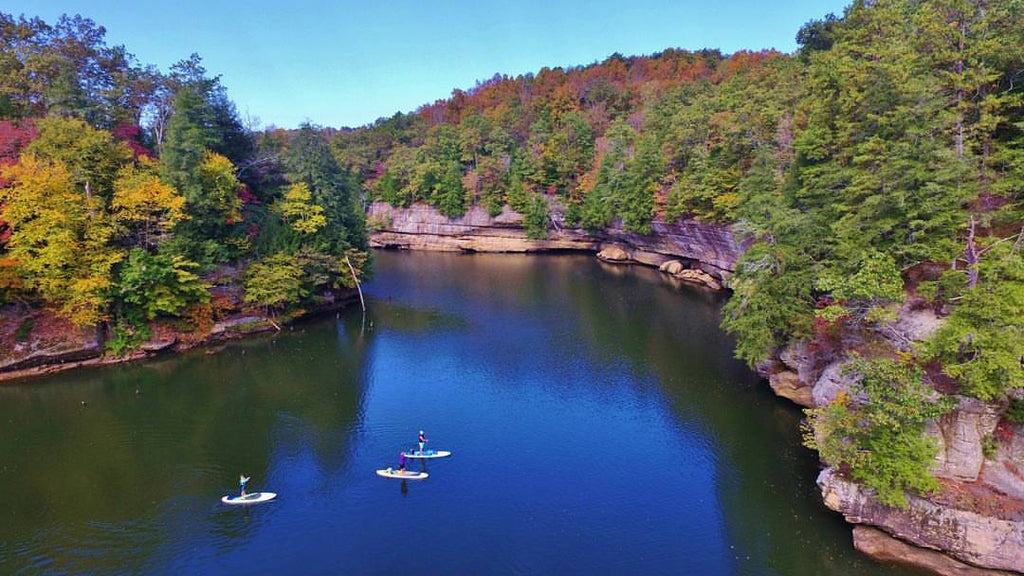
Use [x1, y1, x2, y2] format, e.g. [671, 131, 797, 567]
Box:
[401, 450, 451, 459]
[376, 469, 428, 480]
[221, 492, 277, 505]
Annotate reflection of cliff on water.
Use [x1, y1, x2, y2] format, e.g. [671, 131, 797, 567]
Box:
[568, 257, 912, 575]
[0, 314, 373, 574]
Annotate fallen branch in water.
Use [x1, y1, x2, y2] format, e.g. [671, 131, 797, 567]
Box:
[345, 256, 366, 313]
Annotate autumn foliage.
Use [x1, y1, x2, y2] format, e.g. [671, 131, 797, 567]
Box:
[0, 12, 370, 336]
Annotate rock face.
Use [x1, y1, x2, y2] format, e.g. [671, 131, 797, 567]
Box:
[981, 423, 1024, 501]
[765, 342, 871, 410]
[812, 361, 860, 407]
[762, 303, 951, 410]
[819, 468, 1024, 573]
[367, 201, 742, 281]
[812, 391, 1024, 574]
[769, 370, 814, 407]
[368, 202, 599, 253]
[0, 311, 103, 372]
[762, 350, 860, 411]
[658, 259, 724, 290]
[674, 269, 723, 290]
[931, 397, 1003, 482]
[596, 245, 630, 262]
[757, 340, 824, 409]
[762, 331, 1024, 573]
[885, 302, 945, 351]
[210, 315, 274, 336]
[140, 334, 177, 352]
[853, 526, 1016, 576]
[659, 260, 685, 275]
[779, 341, 820, 389]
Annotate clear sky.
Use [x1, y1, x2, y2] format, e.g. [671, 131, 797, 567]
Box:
[14, 1, 849, 129]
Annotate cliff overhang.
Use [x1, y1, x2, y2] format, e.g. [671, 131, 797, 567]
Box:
[367, 201, 742, 284]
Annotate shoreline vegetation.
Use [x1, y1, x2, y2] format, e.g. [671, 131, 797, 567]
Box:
[0, 288, 358, 384]
[0, 13, 371, 383]
[1, 1, 1022, 573]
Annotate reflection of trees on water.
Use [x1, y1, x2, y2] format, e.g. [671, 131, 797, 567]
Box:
[365, 300, 468, 335]
[521, 255, 904, 575]
[0, 313, 374, 574]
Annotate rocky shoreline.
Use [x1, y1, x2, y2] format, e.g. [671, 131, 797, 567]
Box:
[0, 290, 358, 385]
[766, 331, 1024, 575]
[366, 201, 740, 288]
[367, 201, 1024, 575]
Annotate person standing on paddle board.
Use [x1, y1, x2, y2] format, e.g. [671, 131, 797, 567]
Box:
[399, 452, 407, 472]
[239, 475, 250, 497]
[418, 430, 427, 454]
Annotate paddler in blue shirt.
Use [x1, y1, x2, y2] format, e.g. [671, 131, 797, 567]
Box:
[239, 475, 250, 497]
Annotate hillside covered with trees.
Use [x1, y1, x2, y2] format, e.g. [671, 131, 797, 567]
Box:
[337, 0, 1022, 509]
[0, 13, 369, 354]
[1, 0, 1022, 538]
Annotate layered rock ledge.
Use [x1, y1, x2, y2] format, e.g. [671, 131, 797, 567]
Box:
[821, 468, 1024, 573]
[853, 526, 1017, 575]
[366, 201, 741, 282]
[759, 307, 1024, 574]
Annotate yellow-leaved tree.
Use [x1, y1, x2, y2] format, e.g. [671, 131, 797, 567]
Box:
[24, 117, 133, 198]
[0, 155, 124, 325]
[197, 151, 243, 225]
[111, 157, 187, 249]
[277, 182, 326, 234]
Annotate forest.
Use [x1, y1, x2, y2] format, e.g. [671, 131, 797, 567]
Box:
[0, 14, 369, 352]
[1, 0, 1022, 508]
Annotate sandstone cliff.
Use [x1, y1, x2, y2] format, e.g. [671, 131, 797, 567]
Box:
[366, 201, 741, 282]
[761, 306, 1024, 574]
[0, 308, 103, 373]
[820, 468, 1024, 573]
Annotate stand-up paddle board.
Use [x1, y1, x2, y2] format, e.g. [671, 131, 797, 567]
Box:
[401, 450, 451, 459]
[221, 492, 277, 505]
[376, 469, 428, 480]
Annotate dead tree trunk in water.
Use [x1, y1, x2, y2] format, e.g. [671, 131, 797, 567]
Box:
[345, 256, 365, 313]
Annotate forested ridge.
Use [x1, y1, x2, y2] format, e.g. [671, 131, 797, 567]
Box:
[0, 14, 369, 353]
[1, 0, 1022, 511]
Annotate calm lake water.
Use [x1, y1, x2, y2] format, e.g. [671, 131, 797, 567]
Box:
[0, 251, 918, 575]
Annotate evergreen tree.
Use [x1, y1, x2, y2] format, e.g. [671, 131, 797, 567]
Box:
[286, 123, 367, 252]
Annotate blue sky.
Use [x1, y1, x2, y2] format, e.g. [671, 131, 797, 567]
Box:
[14, 1, 849, 128]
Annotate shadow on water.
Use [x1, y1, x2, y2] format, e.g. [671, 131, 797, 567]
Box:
[365, 300, 468, 335]
[551, 259, 910, 575]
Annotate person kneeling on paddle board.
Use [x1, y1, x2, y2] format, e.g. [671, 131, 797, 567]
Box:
[239, 475, 250, 497]
[418, 430, 427, 454]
